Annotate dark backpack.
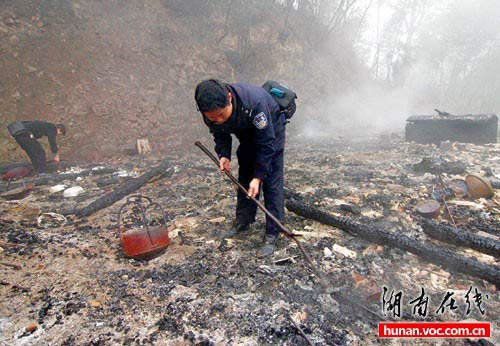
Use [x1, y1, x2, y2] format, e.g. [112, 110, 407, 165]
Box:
[262, 80, 297, 120]
[7, 121, 28, 136]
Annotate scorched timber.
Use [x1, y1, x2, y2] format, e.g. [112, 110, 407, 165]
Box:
[73, 160, 173, 218]
[285, 198, 500, 285]
[419, 218, 500, 258]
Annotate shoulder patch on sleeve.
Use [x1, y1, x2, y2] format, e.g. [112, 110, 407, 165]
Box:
[252, 112, 268, 129]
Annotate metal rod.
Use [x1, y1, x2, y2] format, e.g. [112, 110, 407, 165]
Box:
[437, 174, 457, 227]
[195, 141, 319, 270]
[289, 317, 313, 345]
[195, 142, 296, 237]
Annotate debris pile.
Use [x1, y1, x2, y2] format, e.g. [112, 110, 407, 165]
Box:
[406, 112, 498, 144]
[0, 136, 498, 345]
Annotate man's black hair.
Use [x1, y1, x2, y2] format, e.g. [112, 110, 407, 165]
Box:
[56, 123, 66, 136]
[195, 79, 230, 112]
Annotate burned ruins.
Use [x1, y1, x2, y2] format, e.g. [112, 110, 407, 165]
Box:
[1, 134, 499, 345]
[1, 1, 499, 345]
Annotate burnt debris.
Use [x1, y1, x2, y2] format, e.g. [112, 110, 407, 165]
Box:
[419, 218, 500, 257]
[405, 113, 498, 144]
[0, 136, 498, 345]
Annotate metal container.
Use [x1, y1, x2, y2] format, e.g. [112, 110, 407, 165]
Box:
[117, 195, 169, 259]
[2, 166, 30, 180]
[465, 175, 494, 199]
[448, 179, 468, 198]
[416, 200, 441, 219]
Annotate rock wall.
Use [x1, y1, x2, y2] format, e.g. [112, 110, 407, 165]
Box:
[0, 0, 360, 162]
[0, 1, 236, 161]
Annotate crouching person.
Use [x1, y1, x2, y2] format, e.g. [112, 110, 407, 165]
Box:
[8, 120, 66, 174]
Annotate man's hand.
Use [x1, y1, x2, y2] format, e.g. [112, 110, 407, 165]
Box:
[248, 178, 261, 198]
[53, 153, 60, 163]
[219, 157, 231, 172]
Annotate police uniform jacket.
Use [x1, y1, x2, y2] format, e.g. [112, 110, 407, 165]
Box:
[202, 83, 283, 181]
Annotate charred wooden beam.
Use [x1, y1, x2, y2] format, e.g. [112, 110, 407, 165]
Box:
[73, 160, 173, 218]
[285, 197, 500, 285]
[418, 218, 500, 258]
[0, 168, 117, 193]
[405, 113, 498, 144]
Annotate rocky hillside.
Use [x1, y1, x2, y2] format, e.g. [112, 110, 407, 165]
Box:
[2, 0, 348, 162]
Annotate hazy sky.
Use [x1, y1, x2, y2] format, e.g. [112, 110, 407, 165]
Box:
[361, 0, 393, 64]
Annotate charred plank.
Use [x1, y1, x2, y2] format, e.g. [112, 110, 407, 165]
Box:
[73, 159, 173, 218]
[285, 197, 500, 285]
[418, 218, 500, 258]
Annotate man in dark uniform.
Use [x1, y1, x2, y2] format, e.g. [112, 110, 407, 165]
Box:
[195, 79, 286, 257]
[7, 120, 66, 174]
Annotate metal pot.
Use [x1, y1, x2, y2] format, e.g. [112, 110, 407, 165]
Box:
[117, 195, 169, 259]
[416, 200, 441, 219]
[2, 166, 30, 180]
[448, 179, 468, 198]
[465, 175, 494, 199]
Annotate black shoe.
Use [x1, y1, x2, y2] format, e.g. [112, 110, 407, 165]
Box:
[256, 234, 278, 258]
[222, 223, 250, 238]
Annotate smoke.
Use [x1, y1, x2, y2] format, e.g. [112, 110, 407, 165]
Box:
[298, 82, 413, 139]
[296, 0, 500, 141]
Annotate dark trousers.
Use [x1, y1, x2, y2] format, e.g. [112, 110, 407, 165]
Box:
[236, 128, 285, 237]
[13, 133, 47, 173]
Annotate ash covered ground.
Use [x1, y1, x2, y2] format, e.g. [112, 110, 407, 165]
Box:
[0, 134, 499, 345]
